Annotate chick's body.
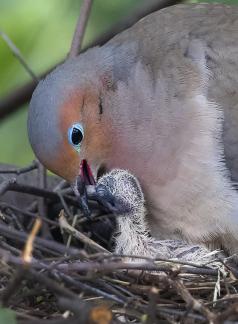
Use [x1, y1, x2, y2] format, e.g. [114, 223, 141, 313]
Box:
[28, 4, 238, 254]
[97, 169, 217, 263]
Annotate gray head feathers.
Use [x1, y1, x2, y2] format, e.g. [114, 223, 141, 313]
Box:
[28, 47, 107, 162]
[27, 43, 138, 164]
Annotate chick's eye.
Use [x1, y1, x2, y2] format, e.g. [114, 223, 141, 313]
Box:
[68, 123, 84, 151]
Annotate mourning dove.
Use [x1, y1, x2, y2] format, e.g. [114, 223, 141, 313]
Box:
[28, 4, 238, 255]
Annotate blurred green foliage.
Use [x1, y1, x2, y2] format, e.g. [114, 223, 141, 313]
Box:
[0, 308, 16, 323]
[0, 0, 238, 165]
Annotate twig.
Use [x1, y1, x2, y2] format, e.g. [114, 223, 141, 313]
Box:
[1, 219, 41, 306]
[36, 160, 50, 237]
[0, 245, 221, 277]
[4, 181, 79, 207]
[27, 269, 113, 324]
[0, 31, 38, 82]
[0, 222, 79, 256]
[22, 218, 42, 264]
[65, 213, 78, 250]
[215, 302, 238, 321]
[1, 268, 26, 306]
[169, 278, 216, 323]
[0, 202, 58, 226]
[0, 178, 16, 196]
[56, 259, 219, 276]
[0, 161, 38, 174]
[59, 210, 109, 254]
[146, 287, 159, 324]
[56, 191, 74, 218]
[69, 0, 93, 58]
[58, 272, 126, 304]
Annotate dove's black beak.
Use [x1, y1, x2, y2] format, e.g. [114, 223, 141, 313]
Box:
[73, 159, 96, 218]
[80, 159, 96, 186]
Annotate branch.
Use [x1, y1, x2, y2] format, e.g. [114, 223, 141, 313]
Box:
[0, 31, 38, 82]
[59, 209, 109, 254]
[0, 0, 183, 121]
[169, 278, 215, 322]
[1, 180, 79, 206]
[0, 222, 79, 256]
[69, 0, 93, 58]
[0, 161, 38, 174]
[55, 259, 219, 276]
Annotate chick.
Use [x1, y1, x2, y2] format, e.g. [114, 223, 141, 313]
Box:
[97, 169, 218, 263]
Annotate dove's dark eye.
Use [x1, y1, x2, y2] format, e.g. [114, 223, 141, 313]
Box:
[68, 123, 84, 152]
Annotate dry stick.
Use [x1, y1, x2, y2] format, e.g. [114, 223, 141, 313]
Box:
[0, 162, 39, 197]
[216, 302, 238, 322]
[0, 178, 16, 196]
[36, 160, 50, 238]
[0, 247, 127, 305]
[0, 222, 79, 255]
[18, 316, 86, 324]
[3, 244, 206, 316]
[1, 219, 41, 306]
[5, 180, 79, 206]
[56, 191, 74, 218]
[0, 202, 58, 226]
[1, 177, 108, 219]
[28, 268, 78, 300]
[0, 0, 183, 120]
[158, 307, 205, 322]
[7, 207, 24, 231]
[69, 0, 93, 58]
[0, 161, 38, 174]
[26, 269, 113, 324]
[59, 209, 109, 253]
[1, 267, 26, 307]
[0, 246, 233, 322]
[22, 218, 42, 263]
[57, 297, 112, 324]
[53, 179, 69, 192]
[146, 287, 159, 324]
[0, 240, 22, 256]
[65, 213, 78, 250]
[169, 278, 216, 323]
[0, 249, 88, 294]
[0, 163, 55, 233]
[56, 259, 219, 276]
[58, 272, 126, 305]
[0, 244, 220, 277]
[37, 161, 47, 211]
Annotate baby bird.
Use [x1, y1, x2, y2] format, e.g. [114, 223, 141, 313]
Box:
[96, 169, 218, 263]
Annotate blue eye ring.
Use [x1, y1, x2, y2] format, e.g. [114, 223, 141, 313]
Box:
[68, 123, 84, 152]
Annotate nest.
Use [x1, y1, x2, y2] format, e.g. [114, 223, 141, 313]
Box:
[0, 162, 238, 324]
